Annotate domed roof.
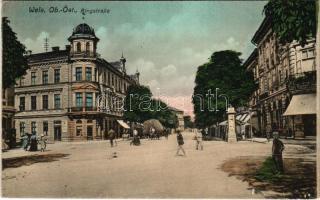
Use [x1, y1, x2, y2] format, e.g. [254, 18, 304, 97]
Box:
[68, 23, 99, 41]
[73, 23, 95, 36]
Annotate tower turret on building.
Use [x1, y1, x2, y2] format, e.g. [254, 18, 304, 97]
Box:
[68, 23, 99, 58]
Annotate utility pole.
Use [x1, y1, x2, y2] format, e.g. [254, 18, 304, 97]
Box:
[44, 37, 49, 52]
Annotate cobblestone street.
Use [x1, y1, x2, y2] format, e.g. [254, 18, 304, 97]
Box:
[1, 131, 313, 198]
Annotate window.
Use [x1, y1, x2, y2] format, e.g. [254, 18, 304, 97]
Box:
[302, 49, 315, 60]
[31, 96, 37, 110]
[86, 67, 92, 81]
[42, 71, 48, 84]
[76, 93, 83, 107]
[85, 93, 93, 107]
[20, 122, 25, 136]
[43, 121, 48, 135]
[42, 95, 48, 110]
[86, 42, 90, 53]
[31, 72, 36, 85]
[54, 69, 60, 83]
[31, 121, 36, 134]
[19, 97, 25, 111]
[76, 120, 82, 136]
[108, 72, 111, 85]
[76, 126, 82, 136]
[76, 42, 81, 52]
[54, 94, 61, 109]
[20, 77, 25, 86]
[76, 67, 82, 81]
[307, 49, 315, 58]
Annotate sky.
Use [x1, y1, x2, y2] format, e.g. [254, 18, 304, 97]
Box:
[3, 1, 266, 117]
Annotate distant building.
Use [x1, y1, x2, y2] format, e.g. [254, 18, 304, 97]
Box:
[244, 17, 316, 138]
[14, 23, 140, 141]
[168, 106, 184, 131]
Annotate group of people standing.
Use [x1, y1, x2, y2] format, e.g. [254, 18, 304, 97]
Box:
[21, 133, 47, 152]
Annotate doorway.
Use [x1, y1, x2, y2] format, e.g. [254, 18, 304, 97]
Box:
[54, 126, 62, 141]
[87, 126, 93, 140]
[303, 114, 316, 136]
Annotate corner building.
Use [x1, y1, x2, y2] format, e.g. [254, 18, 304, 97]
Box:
[14, 23, 140, 141]
[244, 17, 316, 138]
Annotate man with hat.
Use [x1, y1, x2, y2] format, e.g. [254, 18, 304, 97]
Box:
[272, 132, 285, 173]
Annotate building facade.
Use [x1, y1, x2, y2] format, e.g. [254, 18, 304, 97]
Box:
[168, 107, 184, 131]
[14, 23, 140, 141]
[245, 17, 316, 138]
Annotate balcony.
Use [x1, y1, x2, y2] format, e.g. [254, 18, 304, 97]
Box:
[70, 51, 100, 59]
[67, 107, 103, 117]
[287, 71, 316, 94]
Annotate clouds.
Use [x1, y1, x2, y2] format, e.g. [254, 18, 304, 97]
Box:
[4, 1, 266, 116]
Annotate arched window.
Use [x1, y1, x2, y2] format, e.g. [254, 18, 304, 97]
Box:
[76, 119, 82, 124]
[76, 42, 81, 52]
[87, 120, 93, 123]
[86, 42, 90, 53]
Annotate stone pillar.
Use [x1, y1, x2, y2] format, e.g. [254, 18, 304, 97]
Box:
[227, 107, 237, 143]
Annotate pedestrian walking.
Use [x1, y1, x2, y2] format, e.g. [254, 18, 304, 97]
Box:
[29, 132, 38, 151]
[194, 130, 203, 150]
[176, 130, 186, 156]
[38, 134, 47, 152]
[164, 128, 169, 140]
[21, 133, 29, 151]
[130, 129, 140, 146]
[108, 128, 116, 147]
[272, 132, 285, 174]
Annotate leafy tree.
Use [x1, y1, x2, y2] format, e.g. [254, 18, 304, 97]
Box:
[192, 50, 257, 128]
[184, 115, 194, 128]
[263, 0, 316, 46]
[2, 17, 29, 89]
[150, 99, 178, 128]
[123, 84, 153, 123]
[124, 85, 179, 128]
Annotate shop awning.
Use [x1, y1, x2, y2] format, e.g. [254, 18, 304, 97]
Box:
[117, 120, 130, 129]
[283, 94, 316, 116]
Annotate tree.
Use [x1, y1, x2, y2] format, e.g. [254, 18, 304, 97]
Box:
[123, 84, 153, 123]
[2, 17, 29, 89]
[184, 115, 194, 128]
[123, 85, 178, 128]
[150, 99, 178, 129]
[192, 50, 257, 128]
[263, 0, 316, 47]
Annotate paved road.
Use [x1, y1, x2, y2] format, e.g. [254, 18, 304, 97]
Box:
[2, 131, 273, 198]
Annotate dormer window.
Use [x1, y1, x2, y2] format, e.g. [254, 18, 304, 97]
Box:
[76, 42, 81, 52]
[86, 42, 90, 53]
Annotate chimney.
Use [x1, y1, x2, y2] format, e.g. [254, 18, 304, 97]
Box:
[52, 46, 60, 51]
[65, 45, 71, 51]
